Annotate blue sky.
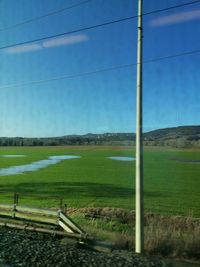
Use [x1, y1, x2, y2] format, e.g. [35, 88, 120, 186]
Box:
[0, 0, 200, 137]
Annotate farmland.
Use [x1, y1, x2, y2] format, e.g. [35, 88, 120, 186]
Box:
[0, 146, 200, 217]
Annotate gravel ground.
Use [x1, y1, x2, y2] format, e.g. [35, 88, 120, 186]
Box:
[0, 227, 173, 267]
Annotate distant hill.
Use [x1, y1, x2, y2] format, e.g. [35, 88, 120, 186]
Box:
[0, 126, 200, 147]
[143, 125, 200, 148]
[144, 125, 200, 139]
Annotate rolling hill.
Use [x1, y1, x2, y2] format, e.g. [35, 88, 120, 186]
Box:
[0, 125, 200, 147]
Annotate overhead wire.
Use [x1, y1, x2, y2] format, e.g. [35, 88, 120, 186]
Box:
[0, 0, 92, 32]
[0, 0, 200, 90]
[0, 63, 135, 89]
[0, 0, 200, 33]
[0, 16, 135, 51]
[143, 49, 200, 64]
[143, 0, 200, 16]
[1, 0, 200, 51]
[1, 48, 200, 90]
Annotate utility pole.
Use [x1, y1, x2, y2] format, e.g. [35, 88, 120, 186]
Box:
[135, 0, 144, 253]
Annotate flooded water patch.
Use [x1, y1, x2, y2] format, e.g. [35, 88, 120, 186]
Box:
[49, 155, 79, 160]
[1, 155, 27, 158]
[0, 155, 81, 176]
[108, 156, 135, 161]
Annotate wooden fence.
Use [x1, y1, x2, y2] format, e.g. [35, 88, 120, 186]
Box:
[0, 193, 88, 241]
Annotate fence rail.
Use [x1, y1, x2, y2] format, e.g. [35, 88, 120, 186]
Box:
[0, 193, 88, 241]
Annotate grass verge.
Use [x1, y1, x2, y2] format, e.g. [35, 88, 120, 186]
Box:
[67, 207, 200, 261]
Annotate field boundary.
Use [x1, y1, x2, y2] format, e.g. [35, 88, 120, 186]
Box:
[0, 194, 88, 241]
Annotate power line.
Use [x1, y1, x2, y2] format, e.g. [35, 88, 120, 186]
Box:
[0, 0, 199, 33]
[1, 0, 200, 51]
[143, 0, 200, 16]
[143, 48, 200, 64]
[1, 47, 200, 90]
[0, 0, 92, 32]
[0, 63, 135, 89]
[0, 16, 135, 52]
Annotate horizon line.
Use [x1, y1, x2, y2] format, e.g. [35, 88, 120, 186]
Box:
[0, 124, 199, 139]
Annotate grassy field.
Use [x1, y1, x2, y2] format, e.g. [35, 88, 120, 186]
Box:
[0, 146, 200, 217]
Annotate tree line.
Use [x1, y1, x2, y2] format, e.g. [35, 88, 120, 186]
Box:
[0, 133, 135, 146]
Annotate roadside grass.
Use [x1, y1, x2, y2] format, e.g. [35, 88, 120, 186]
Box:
[68, 207, 200, 261]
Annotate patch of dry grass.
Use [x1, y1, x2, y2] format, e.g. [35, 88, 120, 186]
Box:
[69, 207, 200, 261]
[144, 214, 200, 259]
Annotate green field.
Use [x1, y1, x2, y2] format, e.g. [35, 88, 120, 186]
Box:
[0, 146, 200, 217]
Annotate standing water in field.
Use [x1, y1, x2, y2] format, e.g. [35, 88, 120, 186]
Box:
[0, 155, 80, 176]
[108, 156, 135, 161]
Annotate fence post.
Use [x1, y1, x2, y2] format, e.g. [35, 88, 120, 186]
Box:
[60, 199, 63, 212]
[13, 193, 17, 218]
[16, 193, 19, 205]
[64, 204, 67, 215]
